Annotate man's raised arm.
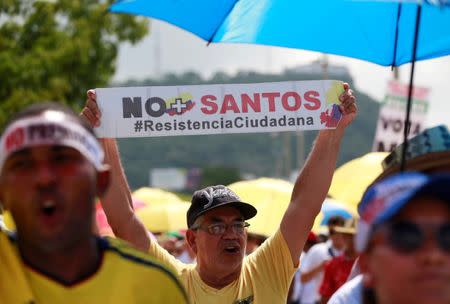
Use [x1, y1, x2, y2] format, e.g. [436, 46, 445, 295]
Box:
[81, 90, 151, 251]
[280, 83, 357, 265]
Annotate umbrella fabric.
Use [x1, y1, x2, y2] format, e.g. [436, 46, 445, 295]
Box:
[132, 187, 182, 205]
[110, 0, 450, 66]
[95, 197, 147, 236]
[311, 198, 354, 233]
[228, 177, 294, 237]
[319, 198, 353, 225]
[136, 202, 190, 233]
[228, 178, 353, 237]
[328, 152, 388, 213]
[2, 197, 147, 234]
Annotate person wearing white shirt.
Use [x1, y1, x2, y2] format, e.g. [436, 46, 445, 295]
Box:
[300, 216, 346, 304]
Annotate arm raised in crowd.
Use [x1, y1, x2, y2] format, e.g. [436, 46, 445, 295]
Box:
[81, 84, 357, 259]
[280, 83, 357, 265]
[81, 90, 151, 251]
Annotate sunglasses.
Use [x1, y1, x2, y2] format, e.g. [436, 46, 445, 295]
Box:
[374, 221, 450, 254]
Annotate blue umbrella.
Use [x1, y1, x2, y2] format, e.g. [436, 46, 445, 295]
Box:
[110, 0, 450, 167]
[110, 0, 450, 66]
[320, 198, 353, 226]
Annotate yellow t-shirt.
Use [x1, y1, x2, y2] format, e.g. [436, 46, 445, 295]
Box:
[148, 229, 297, 304]
[0, 230, 188, 304]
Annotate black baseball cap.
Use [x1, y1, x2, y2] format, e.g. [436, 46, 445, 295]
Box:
[187, 185, 257, 228]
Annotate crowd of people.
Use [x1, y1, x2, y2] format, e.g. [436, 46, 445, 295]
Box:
[0, 82, 449, 304]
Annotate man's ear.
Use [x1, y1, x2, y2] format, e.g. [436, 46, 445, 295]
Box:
[96, 165, 111, 198]
[359, 252, 369, 272]
[0, 180, 7, 211]
[186, 229, 198, 254]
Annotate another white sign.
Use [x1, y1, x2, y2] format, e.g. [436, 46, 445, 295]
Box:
[372, 80, 430, 152]
[95, 80, 345, 138]
[150, 168, 187, 191]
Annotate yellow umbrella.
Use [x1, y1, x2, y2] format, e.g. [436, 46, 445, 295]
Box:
[136, 201, 190, 233]
[328, 152, 388, 213]
[229, 178, 355, 237]
[132, 187, 182, 205]
[228, 178, 293, 237]
[3, 197, 187, 234]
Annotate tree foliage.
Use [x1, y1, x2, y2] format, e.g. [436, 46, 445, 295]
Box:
[0, 0, 148, 130]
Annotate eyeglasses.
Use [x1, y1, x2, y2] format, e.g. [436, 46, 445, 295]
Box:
[192, 221, 250, 236]
[374, 221, 450, 254]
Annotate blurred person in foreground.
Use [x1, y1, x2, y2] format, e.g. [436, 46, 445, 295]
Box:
[81, 83, 357, 304]
[319, 217, 358, 303]
[355, 172, 450, 304]
[299, 215, 346, 304]
[329, 124, 450, 304]
[0, 103, 187, 303]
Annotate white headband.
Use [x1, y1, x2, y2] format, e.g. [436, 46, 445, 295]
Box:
[0, 110, 104, 172]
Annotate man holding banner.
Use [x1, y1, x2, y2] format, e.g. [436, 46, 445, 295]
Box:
[82, 81, 357, 304]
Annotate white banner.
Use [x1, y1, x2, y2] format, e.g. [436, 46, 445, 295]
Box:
[95, 80, 345, 138]
[150, 168, 187, 191]
[372, 80, 430, 152]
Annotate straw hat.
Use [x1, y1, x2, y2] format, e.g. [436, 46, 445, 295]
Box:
[332, 218, 357, 235]
[372, 125, 450, 184]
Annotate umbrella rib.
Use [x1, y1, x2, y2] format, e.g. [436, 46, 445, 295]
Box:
[391, 3, 402, 67]
[206, 0, 240, 46]
[401, 4, 423, 171]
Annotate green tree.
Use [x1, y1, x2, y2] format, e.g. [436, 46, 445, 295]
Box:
[200, 166, 241, 188]
[0, 0, 149, 129]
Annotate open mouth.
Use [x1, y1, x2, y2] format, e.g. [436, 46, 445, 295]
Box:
[224, 245, 240, 254]
[41, 200, 57, 216]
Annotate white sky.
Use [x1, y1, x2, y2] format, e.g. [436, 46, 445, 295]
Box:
[114, 20, 450, 128]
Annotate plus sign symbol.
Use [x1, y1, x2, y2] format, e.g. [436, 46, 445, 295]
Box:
[166, 94, 195, 116]
[170, 98, 188, 114]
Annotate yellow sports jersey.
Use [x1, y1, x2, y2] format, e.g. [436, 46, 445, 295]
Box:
[0, 228, 34, 303]
[0, 229, 188, 304]
[148, 229, 297, 304]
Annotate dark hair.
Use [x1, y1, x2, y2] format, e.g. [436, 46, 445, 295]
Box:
[327, 215, 346, 227]
[4, 102, 95, 136]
